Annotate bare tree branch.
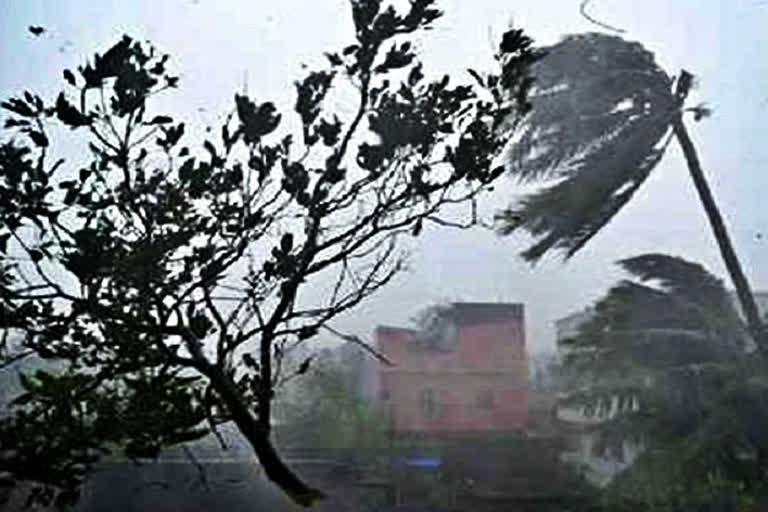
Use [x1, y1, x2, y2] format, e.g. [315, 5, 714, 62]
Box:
[321, 325, 394, 367]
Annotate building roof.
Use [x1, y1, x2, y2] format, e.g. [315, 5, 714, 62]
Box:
[375, 303, 524, 337]
[448, 302, 524, 325]
[375, 325, 417, 336]
[554, 308, 593, 328]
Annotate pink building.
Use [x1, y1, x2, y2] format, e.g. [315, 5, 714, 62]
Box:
[373, 303, 528, 434]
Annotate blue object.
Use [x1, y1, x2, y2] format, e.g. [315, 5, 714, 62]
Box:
[403, 456, 442, 468]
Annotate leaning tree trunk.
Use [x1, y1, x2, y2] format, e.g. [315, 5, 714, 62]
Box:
[671, 114, 766, 351]
[203, 361, 326, 507]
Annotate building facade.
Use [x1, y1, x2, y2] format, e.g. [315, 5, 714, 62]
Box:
[373, 302, 529, 434]
[554, 307, 640, 487]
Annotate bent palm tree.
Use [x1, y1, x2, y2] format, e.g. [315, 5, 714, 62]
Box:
[561, 254, 768, 508]
[497, 33, 766, 350]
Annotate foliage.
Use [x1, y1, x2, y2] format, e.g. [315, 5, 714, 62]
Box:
[0, 0, 540, 507]
[276, 354, 388, 452]
[496, 29, 766, 359]
[559, 254, 768, 510]
[497, 33, 679, 261]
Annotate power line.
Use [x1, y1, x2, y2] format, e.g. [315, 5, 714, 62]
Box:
[579, 0, 627, 34]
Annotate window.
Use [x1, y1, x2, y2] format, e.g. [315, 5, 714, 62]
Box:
[420, 388, 438, 418]
[476, 389, 495, 410]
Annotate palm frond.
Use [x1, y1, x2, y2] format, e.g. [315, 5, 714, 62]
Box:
[558, 255, 749, 454]
[499, 33, 679, 262]
[618, 253, 748, 350]
[618, 253, 734, 315]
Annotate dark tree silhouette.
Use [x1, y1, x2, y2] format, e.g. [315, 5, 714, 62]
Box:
[0, 0, 539, 507]
[560, 254, 768, 510]
[497, 33, 766, 351]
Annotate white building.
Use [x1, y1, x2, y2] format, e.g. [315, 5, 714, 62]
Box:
[552, 290, 768, 487]
[553, 307, 640, 487]
[553, 307, 594, 345]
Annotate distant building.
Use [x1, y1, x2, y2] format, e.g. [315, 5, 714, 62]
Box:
[553, 307, 639, 487]
[554, 291, 768, 486]
[554, 307, 594, 348]
[373, 302, 528, 434]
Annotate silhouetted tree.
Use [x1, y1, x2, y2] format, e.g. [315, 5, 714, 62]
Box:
[560, 254, 768, 510]
[0, 0, 539, 507]
[497, 33, 766, 351]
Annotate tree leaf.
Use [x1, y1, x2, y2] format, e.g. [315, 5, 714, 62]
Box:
[203, 140, 216, 162]
[374, 42, 414, 73]
[499, 28, 532, 54]
[316, 116, 342, 146]
[4, 118, 31, 128]
[148, 115, 173, 125]
[55, 93, 91, 128]
[325, 52, 343, 67]
[0, 233, 10, 253]
[63, 69, 76, 86]
[408, 63, 424, 86]
[1, 98, 35, 117]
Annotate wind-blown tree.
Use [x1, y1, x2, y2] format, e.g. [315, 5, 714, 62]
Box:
[276, 354, 388, 452]
[0, 0, 540, 507]
[496, 32, 766, 351]
[559, 254, 768, 510]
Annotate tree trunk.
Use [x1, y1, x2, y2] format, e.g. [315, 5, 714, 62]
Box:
[205, 365, 326, 507]
[672, 115, 766, 350]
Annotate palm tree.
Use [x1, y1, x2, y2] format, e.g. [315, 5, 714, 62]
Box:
[560, 254, 768, 509]
[497, 33, 766, 350]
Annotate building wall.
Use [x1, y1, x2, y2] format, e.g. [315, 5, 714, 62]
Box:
[554, 308, 640, 487]
[380, 372, 528, 432]
[374, 311, 528, 433]
[554, 308, 593, 347]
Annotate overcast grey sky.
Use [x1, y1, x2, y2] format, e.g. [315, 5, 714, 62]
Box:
[1, 0, 766, 353]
